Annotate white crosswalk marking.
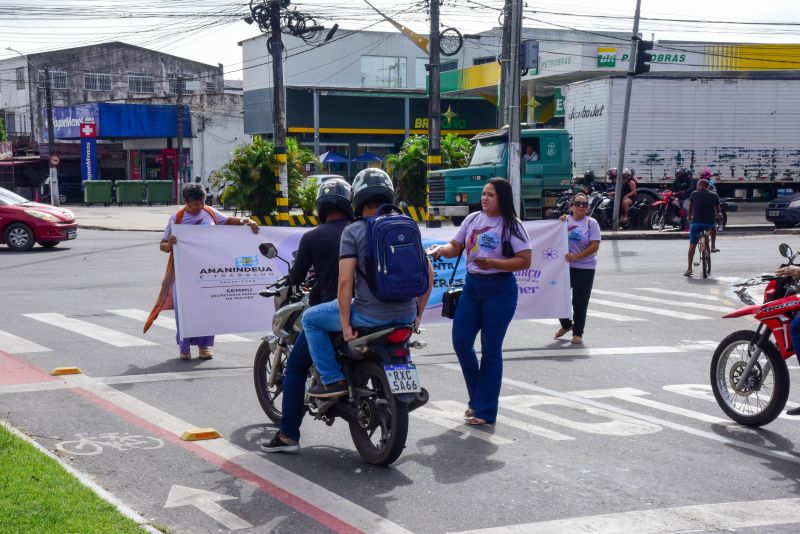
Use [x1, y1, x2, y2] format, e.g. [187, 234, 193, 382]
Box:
[634, 287, 724, 301]
[593, 289, 733, 313]
[108, 309, 250, 343]
[589, 299, 712, 320]
[23, 313, 157, 348]
[0, 330, 51, 354]
[586, 310, 645, 322]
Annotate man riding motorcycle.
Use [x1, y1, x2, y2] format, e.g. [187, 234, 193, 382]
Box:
[619, 168, 637, 222]
[302, 169, 435, 398]
[261, 177, 353, 453]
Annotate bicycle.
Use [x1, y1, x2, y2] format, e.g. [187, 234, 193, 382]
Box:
[697, 226, 711, 278]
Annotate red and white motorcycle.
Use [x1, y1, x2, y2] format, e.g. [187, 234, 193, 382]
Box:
[712, 243, 799, 426]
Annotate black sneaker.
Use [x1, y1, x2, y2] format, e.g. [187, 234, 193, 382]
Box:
[786, 406, 800, 416]
[307, 381, 348, 398]
[260, 433, 300, 453]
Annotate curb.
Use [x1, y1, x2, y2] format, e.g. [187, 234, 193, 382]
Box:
[1, 420, 161, 534]
[600, 225, 773, 240]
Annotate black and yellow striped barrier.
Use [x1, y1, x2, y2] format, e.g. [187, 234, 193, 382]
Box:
[248, 206, 430, 227]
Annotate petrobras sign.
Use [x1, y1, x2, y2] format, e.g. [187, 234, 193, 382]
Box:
[47, 103, 99, 139]
[80, 137, 97, 182]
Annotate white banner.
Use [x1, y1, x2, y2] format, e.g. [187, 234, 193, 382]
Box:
[173, 220, 571, 338]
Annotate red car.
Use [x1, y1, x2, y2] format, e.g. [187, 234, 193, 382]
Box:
[0, 187, 78, 251]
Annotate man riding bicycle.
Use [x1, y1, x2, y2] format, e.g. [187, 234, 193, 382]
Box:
[685, 178, 720, 277]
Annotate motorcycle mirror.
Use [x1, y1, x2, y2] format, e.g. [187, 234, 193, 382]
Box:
[779, 243, 793, 259]
[259, 243, 278, 259]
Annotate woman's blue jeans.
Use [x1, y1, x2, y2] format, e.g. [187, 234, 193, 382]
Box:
[452, 273, 518, 424]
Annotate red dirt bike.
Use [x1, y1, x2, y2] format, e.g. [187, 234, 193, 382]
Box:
[711, 243, 799, 426]
[649, 186, 686, 231]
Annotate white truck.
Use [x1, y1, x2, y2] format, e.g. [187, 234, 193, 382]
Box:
[563, 76, 800, 199]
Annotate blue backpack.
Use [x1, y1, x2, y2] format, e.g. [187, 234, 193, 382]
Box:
[357, 204, 429, 302]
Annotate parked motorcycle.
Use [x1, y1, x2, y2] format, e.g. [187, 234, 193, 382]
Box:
[253, 243, 429, 465]
[711, 243, 799, 426]
[651, 186, 730, 232]
[594, 191, 649, 230]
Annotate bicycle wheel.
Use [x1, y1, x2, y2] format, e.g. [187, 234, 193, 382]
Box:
[701, 231, 711, 278]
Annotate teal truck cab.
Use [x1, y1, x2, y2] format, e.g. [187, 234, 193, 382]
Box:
[427, 127, 572, 224]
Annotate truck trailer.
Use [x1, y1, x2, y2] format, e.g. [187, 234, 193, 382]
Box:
[564, 76, 800, 199]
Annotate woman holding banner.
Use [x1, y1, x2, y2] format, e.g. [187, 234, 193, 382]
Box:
[428, 178, 531, 426]
[555, 193, 601, 344]
[145, 183, 259, 360]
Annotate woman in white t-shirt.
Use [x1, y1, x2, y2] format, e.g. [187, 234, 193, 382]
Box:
[429, 178, 532, 426]
[556, 193, 601, 344]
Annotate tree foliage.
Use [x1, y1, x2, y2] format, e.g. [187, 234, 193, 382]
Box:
[0, 118, 6, 142]
[385, 133, 473, 206]
[209, 136, 317, 216]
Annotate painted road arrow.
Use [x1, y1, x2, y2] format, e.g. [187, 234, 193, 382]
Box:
[164, 484, 253, 530]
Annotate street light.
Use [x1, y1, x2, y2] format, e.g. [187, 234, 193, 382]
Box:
[5, 46, 60, 206]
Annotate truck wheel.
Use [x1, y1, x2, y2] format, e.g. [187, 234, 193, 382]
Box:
[451, 216, 465, 227]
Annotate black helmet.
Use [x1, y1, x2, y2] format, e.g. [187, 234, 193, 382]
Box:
[675, 168, 689, 180]
[315, 177, 353, 223]
[583, 170, 595, 180]
[351, 168, 394, 216]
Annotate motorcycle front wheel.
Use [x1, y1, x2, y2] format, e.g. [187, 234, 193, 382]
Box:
[650, 209, 665, 231]
[348, 360, 409, 466]
[253, 340, 287, 424]
[710, 330, 789, 427]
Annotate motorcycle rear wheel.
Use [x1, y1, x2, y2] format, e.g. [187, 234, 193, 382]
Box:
[348, 360, 409, 466]
[253, 341, 287, 424]
[710, 330, 789, 427]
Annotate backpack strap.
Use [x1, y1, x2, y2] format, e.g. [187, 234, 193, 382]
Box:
[202, 205, 220, 224]
[174, 207, 186, 225]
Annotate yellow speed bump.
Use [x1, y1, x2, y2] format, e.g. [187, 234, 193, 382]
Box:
[180, 428, 222, 441]
[50, 367, 82, 376]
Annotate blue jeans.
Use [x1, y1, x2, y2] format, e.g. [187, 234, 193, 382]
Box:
[303, 299, 416, 384]
[452, 273, 518, 424]
[279, 331, 311, 442]
[790, 315, 800, 366]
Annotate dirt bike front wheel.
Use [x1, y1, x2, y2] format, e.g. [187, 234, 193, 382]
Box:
[348, 360, 409, 466]
[710, 330, 789, 427]
[253, 340, 288, 424]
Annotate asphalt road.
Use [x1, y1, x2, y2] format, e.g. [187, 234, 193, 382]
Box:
[2, 229, 800, 533]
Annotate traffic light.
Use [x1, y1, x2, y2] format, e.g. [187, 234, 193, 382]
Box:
[634, 40, 654, 75]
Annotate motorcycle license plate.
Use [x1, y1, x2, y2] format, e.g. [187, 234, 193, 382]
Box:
[384, 363, 421, 393]
[769, 210, 781, 217]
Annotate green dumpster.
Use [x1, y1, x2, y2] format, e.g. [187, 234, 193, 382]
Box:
[84, 180, 113, 206]
[145, 180, 174, 205]
[116, 180, 145, 205]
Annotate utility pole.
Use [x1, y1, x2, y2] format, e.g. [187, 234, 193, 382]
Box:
[270, 0, 289, 226]
[44, 65, 59, 207]
[612, 0, 642, 231]
[498, 0, 512, 127]
[506, 0, 522, 214]
[176, 77, 184, 205]
[426, 0, 441, 228]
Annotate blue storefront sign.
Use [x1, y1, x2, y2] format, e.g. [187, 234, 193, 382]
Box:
[80, 137, 97, 182]
[47, 103, 192, 139]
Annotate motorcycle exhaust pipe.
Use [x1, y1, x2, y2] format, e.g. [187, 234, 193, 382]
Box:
[407, 388, 429, 413]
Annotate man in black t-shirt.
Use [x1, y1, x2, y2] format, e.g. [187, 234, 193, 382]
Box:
[684, 179, 720, 277]
[261, 177, 353, 453]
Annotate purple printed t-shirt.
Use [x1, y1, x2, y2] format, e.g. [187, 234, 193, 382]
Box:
[453, 211, 532, 274]
[162, 207, 228, 240]
[566, 214, 601, 269]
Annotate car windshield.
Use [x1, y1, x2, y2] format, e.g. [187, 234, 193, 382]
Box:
[0, 187, 29, 206]
[470, 138, 507, 166]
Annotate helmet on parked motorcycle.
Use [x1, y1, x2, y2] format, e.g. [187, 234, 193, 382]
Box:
[351, 168, 395, 216]
[315, 177, 354, 223]
[700, 168, 712, 179]
[608, 168, 618, 180]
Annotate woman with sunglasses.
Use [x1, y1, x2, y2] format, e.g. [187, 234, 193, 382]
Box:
[555, 193, 601, 344]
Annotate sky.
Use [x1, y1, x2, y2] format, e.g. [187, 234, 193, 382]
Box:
[0, 0, 798, 80]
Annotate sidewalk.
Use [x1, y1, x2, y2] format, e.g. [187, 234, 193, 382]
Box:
[67, 202, 774, 238]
